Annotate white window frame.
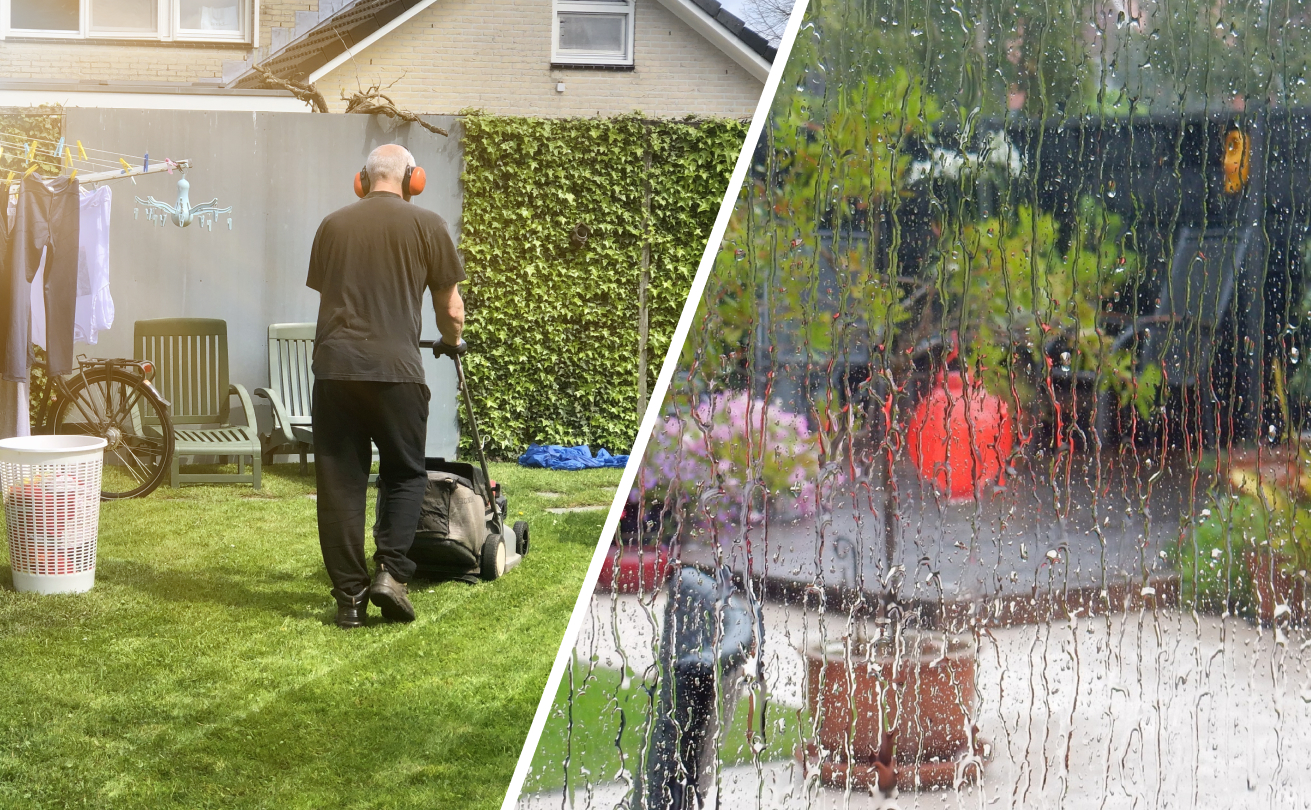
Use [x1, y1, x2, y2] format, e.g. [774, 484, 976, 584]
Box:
[551, 0, 635, 67]
[0, 0, 252, 43]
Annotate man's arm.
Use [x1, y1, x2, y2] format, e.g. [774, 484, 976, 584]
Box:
[433, 284, 464, 346]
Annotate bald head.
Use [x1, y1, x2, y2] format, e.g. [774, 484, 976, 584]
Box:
[365, 144, 414, 188]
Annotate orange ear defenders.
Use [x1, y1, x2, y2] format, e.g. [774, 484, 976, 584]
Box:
[354, 164, 427, 200]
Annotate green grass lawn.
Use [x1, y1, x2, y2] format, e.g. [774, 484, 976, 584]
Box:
[0, 462, 621, 810]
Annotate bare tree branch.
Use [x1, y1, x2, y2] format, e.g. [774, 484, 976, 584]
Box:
[253, 65, 329, 113]
[341, 84, 449, 136]
[740, 0, 794, 43]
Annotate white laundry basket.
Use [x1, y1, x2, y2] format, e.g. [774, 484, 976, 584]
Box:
[0, 435, 107, 594]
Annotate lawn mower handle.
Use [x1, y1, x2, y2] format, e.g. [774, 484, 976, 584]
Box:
[428, 339, 468, 359]
[420, 339, 497, 524]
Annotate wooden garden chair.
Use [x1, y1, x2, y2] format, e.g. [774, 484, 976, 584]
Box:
[134, 318, 262, 490]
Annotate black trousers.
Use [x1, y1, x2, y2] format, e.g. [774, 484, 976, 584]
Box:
[312, 379, 429, 595]
[2, 174, 79, 381]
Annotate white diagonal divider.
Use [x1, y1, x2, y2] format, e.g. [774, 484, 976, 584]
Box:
[499, 2, 815, 806]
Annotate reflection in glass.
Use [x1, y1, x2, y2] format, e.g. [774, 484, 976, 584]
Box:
[524, 0, 1311, 807]
[91, 0, 157, 33]
[558, 13, 627, 55]
[11, 0, 78, 31]
[178, 0, 239, 31]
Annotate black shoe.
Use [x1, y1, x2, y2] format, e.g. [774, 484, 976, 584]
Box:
[331, 586, 370, 629]
[370, 564, 416, 623]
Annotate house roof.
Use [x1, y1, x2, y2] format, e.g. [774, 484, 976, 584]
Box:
[228, 0, 777, 90]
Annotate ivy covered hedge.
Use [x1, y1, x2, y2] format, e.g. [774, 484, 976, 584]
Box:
[459, 113, 747, 458]
[0, 106, 62, 178]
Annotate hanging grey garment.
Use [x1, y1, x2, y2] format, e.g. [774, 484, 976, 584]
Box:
[2, 174, 79, 382]
[0, 379, 29, 440]
[0, 193, 29, 438]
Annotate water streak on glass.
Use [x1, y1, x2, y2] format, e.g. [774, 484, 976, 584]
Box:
[523, 0, 1311, 806]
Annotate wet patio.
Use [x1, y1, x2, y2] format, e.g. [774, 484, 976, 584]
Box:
[527, 592, 1311, 808]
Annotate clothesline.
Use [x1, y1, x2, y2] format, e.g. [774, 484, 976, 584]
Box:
[0, 137, 117, 169]
[0, 135, 184, 184]
[0, 141, 188, 185]
[0, 139, 122, 172]
[0, 130, 152, 162]
[0, 136, 142, 172]
[1, 161, 191, 195]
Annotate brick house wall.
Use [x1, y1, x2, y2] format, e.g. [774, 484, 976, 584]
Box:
[0, 0, 317, 83]
[312, 0, 762, 117]
[0, 0, 763, 119]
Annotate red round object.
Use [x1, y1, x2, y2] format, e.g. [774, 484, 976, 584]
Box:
[907, 371, 1012, 500]
[596, 544, 671, 595]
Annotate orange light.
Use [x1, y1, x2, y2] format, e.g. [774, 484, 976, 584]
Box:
[1223, 129, 1251, 194]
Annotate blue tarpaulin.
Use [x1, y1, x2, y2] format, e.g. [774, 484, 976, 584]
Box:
[518, 444, 629, 471]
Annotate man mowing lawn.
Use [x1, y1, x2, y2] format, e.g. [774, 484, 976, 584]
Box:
[307, 143, 465, 629]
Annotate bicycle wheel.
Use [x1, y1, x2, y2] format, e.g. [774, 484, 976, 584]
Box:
[52, 368, 175, 499]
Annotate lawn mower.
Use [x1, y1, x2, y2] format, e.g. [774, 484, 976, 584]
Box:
[388, 339, 528, 584]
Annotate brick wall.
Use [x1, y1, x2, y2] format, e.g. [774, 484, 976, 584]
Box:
[0, 0, 314, 82]
[0, 40, 237, 81]
[313, 0, 764, 118]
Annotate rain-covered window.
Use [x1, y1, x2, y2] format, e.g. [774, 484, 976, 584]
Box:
[521, 0, 1311, 806]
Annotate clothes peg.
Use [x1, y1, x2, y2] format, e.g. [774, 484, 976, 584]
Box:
[134, 208, 139, 220]
[119, 158, 131, 174]
[23, 164, 37, 178]
[69, 169, 76, 180]
[54, 137, 64, 158]
[142, 152, 149, 172]
[25, 142, 35, 160]
[227, 217, 233, 230]
[77, 141, 87, 161]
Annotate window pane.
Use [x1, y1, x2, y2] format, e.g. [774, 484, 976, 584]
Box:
[91, 0, 156, 33]
[521, 0, 1311, 806]
[558, 12, 625, 55]
[11, 0, 78, 31]
[178, 0, 238, 31]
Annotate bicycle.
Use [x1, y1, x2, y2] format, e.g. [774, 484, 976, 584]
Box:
[30, 355, 176, 500]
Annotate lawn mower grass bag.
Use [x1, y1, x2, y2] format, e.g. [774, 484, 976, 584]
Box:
[377, 460, 488, 583]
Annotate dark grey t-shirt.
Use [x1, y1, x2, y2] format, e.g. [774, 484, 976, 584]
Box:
[306, 191, 465, 383]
